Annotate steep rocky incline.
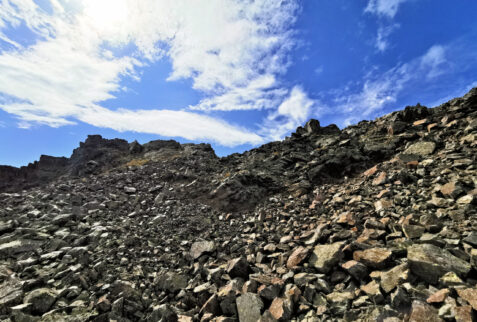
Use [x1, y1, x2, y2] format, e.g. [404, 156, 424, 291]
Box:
[0, 88, 476, 321]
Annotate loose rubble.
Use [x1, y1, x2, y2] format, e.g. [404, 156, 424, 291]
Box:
[0, 88, 476, 321]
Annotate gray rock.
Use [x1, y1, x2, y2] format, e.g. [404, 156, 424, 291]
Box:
[226, 257, 249, 278]
[23, 288, 57, 314]
[407, 244, 471, 284]
[0, 240, 39, 259]
[190, 240, 215, 259]
[236, 293, 263, 322]
[155, 272, 188, 293]
[0, 280, 23, 315]
[404, 141, 436, 156]
[308, 242, 344, 273]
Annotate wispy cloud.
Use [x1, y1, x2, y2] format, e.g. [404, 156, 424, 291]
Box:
[323, 44, 455, 126]
[365, 0, 408, 53]
[365, 0, 409, 18]
[375, 24, 399, 52]
[420, 45, 447, 79]
[0, 0, 305, 146]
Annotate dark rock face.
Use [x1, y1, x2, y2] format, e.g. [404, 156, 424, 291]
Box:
[0, 88, 476, 321]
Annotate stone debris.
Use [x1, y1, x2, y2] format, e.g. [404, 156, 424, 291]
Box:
[0, 88, 475, 320]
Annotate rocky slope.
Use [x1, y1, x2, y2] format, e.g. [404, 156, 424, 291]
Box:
[0, 88, 476, 322]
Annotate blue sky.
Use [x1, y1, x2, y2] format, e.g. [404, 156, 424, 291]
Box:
[0, 0, 476, 167]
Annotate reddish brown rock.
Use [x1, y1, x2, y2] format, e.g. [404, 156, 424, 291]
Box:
[353, 247, 392, 269]
[286, 246, 309, 269]
[363, 165, 378, 177]
[457, 288, 477, 310]
[454, 306, 474, 322]
[408, 301, 443, 322]
[426, 289, 449, 304]
[372, 172, 387, 186]
[268, 298, 292, 321]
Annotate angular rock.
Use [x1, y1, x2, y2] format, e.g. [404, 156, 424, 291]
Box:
[236, 293, 263, 322]
[190, 240, 216, 259]
[404, 141, 436, 156]
[308, 242, 344, 273]
[341, 260, 368, 280]
[353, 247, 392, 269]
[407, 244, 471, 283]
[268, 298, 292, 321]
[408, 300, 442, 322]
[226, 257, 249, 279]
[286, 246, 309, 269]
[456, 288, 477, 310]
[380, 263, 409, 293]
[23, 288, 57, 314]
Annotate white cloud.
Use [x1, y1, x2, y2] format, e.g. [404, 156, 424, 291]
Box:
[314, 66, 324, 75]
[420, 45, 447, 79]
[78, 106, 263, 146]
[365, 0, 409, 18]
[375, 24, 399, 52]
[261, 86, 315, 141]
[326, 44, 452, 125]
[0, 0, 304, 146]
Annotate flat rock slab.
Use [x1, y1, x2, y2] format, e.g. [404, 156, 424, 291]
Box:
[404, 141, 436, 156]
[236, 293, 263, 322]
[309, 242, 344, 273]
[407, 244, 471, 284]
[0, 240, 40, 259]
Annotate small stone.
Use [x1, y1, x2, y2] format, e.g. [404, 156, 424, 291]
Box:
[390, 287, 410, 309]
[149, 304, 178, 322]
[23, 288, 57, 314]
[457, 195, 475, 205]
[463, 232, 477, 247]
[380, 263, 409, 293]
[96, 295, 111, 313]
[404, 141, 437, 156]
[439, 271, 464, 286]
[268, 297, 292, 321]
[454, 306, 474, 322]
[155, 272, 188, 293]
[374, 199, 393, 212]
[402, 224, 425, 239]
[456, 288, 477, 310]
[341, 260, 368, 280]
[353, 247, 392, 269]
[308, 242, 344, 273]
[440, 182, 464, 199]
[293, 273, 317, 287]
[200, 294, 220, 315]
[190, 241, 215, 259]
[124, 186, 137, 193]
[286, 246, 309, 269]
[426, 289, 449, 304]
[363, 165, 378, 177]
[372, 172, 387, 186]
[360, 280, 384, 303]
[226, 257, 249, 279]
[236, 293, 263, 322]
[408, 300, 443, 322]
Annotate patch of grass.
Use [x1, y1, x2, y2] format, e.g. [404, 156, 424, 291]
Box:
[126, 159, 150, 167]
